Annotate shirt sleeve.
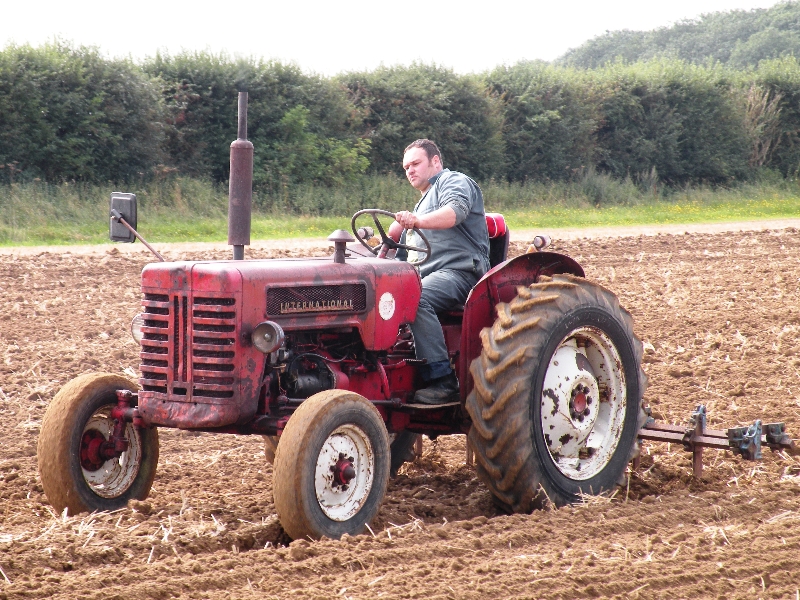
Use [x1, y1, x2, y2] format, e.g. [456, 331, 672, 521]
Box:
[434, 173, 472, 225]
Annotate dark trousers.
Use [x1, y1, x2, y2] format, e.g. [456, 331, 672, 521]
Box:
[410, 268, 478, 381]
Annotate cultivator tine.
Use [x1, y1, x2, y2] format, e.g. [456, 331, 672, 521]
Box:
[637, 404, 799, 478]
[685, 406, 707, 477]
[727, 421, 763, 460]
[764, 422, 798, 453]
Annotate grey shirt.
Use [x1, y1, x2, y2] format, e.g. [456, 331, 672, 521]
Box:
[402, 169, 490, 279]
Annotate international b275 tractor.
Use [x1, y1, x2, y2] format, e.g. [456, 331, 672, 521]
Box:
[37, 95, 647, 541]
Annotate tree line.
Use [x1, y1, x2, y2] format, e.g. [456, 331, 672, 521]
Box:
[1, 41, 800, 191]
[559, 1, 800, 70]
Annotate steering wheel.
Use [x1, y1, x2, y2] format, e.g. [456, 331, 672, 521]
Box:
[351, 209, 431, 267]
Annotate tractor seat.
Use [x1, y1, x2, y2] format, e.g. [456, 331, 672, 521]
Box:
[486, 212, 509, 268]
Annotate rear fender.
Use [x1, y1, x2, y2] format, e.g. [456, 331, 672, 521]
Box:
[458, 252, 585, 400]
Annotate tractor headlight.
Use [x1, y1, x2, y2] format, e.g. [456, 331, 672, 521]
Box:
[252, 321, 285, 354]
[130, 313, 145, 345]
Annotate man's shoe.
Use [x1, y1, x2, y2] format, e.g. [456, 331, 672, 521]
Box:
[414, 372, 459, 405]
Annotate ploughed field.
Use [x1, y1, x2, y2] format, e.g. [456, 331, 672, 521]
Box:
[2, 228, 800, 599]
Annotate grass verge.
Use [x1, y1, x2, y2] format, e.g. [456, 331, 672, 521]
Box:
[1, 176, 799, 246]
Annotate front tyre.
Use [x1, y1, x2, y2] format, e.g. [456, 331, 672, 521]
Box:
[466, 274, 647, 513]
[273, 390, 390, 540]
[37, 373, 159, 515]
[265, 431, 419, 475]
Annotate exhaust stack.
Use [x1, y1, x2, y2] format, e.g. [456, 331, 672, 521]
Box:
[228, 92, 254, 260]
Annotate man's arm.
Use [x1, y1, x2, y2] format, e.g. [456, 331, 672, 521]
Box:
[394, 206, 457, 231]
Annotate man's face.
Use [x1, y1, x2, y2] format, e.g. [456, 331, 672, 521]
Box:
[403, 147, 442, 192]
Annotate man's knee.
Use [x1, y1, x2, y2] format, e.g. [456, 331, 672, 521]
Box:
[419, 270, 473, 313]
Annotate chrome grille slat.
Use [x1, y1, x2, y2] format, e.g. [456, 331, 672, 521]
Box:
[192, 382, 235, 390]
[192, 331, 234, 339]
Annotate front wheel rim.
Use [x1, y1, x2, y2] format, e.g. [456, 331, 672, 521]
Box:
[80, 407, 143, 498]
[314, 424, 375, 521]
[540, 326, 627, 481]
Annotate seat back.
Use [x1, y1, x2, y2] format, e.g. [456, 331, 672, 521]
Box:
[486, 213, 509, 267]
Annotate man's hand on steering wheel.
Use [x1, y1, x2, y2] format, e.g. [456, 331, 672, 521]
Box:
[350, 209, 431, 266]
[394, 210, 418, 231]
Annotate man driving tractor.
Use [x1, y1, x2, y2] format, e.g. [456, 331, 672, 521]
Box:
[390, 139, 490, 405]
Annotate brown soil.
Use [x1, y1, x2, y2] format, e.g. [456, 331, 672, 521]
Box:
[3, 227, 800, 599]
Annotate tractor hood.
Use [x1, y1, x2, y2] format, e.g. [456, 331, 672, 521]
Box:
[141, 255, 422, 352]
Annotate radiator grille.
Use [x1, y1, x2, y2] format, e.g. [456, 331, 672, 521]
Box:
[140, 293, 237, 401]
[266, 284, 366, 316]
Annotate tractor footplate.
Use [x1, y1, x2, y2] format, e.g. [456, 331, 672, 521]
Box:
[636, 404, 798, 478]
[402, 401, 461, 410]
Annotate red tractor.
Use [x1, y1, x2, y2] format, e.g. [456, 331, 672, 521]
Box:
[37, 97, 647, 541]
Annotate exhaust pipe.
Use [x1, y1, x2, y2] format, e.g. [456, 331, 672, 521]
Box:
[228, 91, 254, 260]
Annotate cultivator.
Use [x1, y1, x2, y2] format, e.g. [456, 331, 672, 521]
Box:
[635, 405, 799, 478]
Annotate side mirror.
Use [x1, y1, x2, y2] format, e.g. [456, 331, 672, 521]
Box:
[109, 192, 137, 243]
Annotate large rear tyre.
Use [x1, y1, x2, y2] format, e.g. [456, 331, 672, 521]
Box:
[37, 373, 159, 515]
[466, 274, 647, 513]
[273, 390, 390, 540]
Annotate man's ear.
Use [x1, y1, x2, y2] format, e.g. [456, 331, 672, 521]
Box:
[432, 154, 442, 169]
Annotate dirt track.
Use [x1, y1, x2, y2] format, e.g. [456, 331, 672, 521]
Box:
[3, 226, 800, 599]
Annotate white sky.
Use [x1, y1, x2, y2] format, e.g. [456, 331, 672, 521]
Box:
[0, 0, 784, 75]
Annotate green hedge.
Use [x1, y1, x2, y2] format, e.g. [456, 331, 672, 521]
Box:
[142, 53, 369, 189]
[0, 42, 161, 182]
[4, 42, 800, 191]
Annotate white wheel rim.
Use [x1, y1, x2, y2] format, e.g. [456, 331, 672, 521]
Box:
[81, 407, 143, 498]
[540, 326, 627, 480]
[314, 424, 375, 521]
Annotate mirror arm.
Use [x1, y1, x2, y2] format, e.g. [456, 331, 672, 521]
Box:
[110, 209, 165, 262]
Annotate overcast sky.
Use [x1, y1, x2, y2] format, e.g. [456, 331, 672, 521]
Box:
[0, 0, 785, 75]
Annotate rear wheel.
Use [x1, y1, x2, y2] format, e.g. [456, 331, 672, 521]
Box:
[466, 274, 647, 512]
[37, 373, 159, 515]
[273, 390, 390, 540]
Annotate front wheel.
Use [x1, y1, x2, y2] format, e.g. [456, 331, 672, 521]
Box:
[272, 390, 390, 540]
[265, 431, 417, 475]
[37, 373, 159, 515]
[466, 274, 647, 512]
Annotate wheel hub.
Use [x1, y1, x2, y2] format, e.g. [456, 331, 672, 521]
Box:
[539, 328, 628, 480]
[541, 344, 600, 460]
[81, 408, 143, 498]
[315, 425, 375, 521]
[80, 429, 108, 471]
[331, 453, 356, 488]
[570, 385, 592, 419]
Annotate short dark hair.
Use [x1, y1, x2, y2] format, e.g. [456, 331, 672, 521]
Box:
[404, 139, 442, 164]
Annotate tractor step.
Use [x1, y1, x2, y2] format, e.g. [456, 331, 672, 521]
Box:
[402, 401, 461, 410]
[635, 405, 799, 478]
